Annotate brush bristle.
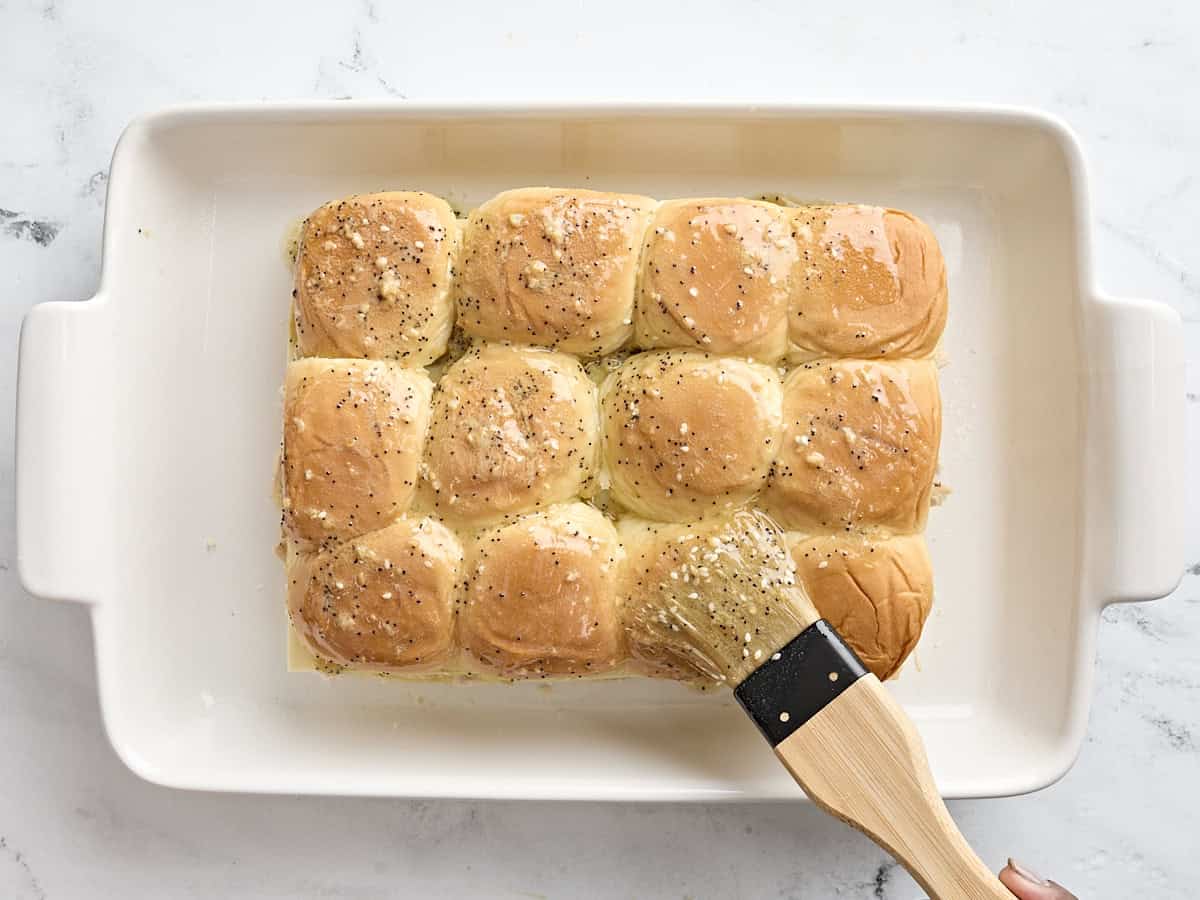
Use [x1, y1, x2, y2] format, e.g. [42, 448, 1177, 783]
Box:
[622, 510, 819, 686]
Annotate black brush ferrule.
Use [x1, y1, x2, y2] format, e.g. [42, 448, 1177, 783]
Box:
[733, 619, 868, 746]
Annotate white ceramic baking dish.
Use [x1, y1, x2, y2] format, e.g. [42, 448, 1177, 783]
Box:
[16, 102, 1185, 801]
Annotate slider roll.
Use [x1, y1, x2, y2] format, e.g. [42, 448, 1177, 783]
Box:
[636, 198, 795, 362]
[457, 188, 657, 355]
[733, 619, 868, 746]
[293, 192, 460, 366]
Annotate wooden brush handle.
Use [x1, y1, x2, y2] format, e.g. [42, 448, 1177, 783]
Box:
[776, 675, 1011, 900]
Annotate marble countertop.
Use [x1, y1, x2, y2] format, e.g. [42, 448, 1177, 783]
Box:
[2, 1, 1198, 897]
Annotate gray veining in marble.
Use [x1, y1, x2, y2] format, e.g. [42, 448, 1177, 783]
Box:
[1, 0, 1198, 897]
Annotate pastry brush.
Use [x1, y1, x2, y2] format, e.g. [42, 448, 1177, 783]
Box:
[626, 510, 1011, 900]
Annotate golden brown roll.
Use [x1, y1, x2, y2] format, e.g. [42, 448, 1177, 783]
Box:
[456, 188, 658, 355]
[635, 199, 796, 362]
[293, 192, 460, 365]
[287, 517, 463, 671]
[788, 205, 947, 361]
[600, 351, 782, 521]
[761, 359, 941, 532]
[281, 359, 432, 551]
[460, 503, 625, 677]
[422, 344, 600, 527]
[787, 531, 933, 680]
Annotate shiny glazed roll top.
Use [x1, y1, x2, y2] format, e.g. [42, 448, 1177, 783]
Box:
[762, 359, 941, 533]
[459, 503, 625, 677]
[600, 351, 782, 521]
[287, 517, 463, 672]
[788, 204, 947, 361]
[293, 192, 460, 366]
[636, 198, 796, 362]
[456, 188, 657, 355]
[421, 344, 600, 527]
[281, 358, 432, 551]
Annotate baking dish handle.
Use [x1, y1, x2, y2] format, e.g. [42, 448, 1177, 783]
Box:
[17, 297, 112, 605]
[1086, 294, 1186, 605]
